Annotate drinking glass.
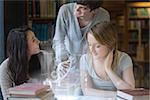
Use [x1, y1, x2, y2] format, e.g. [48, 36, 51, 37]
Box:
[39, 50, 55, 89]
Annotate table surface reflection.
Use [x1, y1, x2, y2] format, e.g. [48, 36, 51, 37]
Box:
[51, 70, 117, 100]
[55, 95, 116, 100]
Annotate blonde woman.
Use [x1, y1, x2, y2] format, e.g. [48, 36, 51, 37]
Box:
[80, 22, 135, 97]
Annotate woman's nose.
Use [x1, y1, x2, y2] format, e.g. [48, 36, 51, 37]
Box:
[35, 37, 40, 44]
[91, 46, 97, 55]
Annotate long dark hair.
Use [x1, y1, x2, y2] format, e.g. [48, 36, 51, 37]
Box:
[7, 27, 32, 85]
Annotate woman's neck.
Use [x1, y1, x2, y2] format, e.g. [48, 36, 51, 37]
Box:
[93, 59, 104, 68]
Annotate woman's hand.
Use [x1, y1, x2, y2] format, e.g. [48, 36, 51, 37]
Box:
[104, 50, 114, 73]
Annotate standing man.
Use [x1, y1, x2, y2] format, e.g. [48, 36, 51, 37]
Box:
[53, 0, 110, 66]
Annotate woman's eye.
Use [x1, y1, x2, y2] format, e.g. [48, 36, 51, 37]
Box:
[96, 45, 100, 48]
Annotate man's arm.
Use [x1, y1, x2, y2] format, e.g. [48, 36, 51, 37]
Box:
[52, 5, 69, 64]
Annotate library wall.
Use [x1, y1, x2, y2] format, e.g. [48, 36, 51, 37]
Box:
[125, 2, 150, 89]
[27, 0, 58, 41]
[102, 1, 125, 51]
[0, 0, 4, 63]
[4, 1, 27, 57]
[27, 0, 75, 41]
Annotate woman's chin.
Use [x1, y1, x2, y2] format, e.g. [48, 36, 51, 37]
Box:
[93, 56, 99, 59]
[93, 55, 102, 60]
[33, 49, 40, 55]
[36, 49, 40, 54]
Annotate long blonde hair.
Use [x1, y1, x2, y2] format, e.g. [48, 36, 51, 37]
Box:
[87, 21, 119, 70]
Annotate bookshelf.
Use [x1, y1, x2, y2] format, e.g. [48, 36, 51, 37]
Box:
[102, 1, 125, 51]
[26, 0, 59, 41]
[4, 1, 27, 58]
[116, 15, 125, 51]
[125, 2, 150, 89]
[26, 0, 74, 41]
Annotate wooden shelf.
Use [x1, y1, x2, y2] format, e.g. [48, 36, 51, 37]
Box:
[28, 17, 55, 21]
[126, 1, 150, 88]
[129, 16, 150, 20]
[26, 0, 59, 41]
[128, 29, 139, 31]
[125, 3, 149, 85]
[127, 2, 150, 8]
[133, 57, 149, 67]
[129, 28, 149, 32]
[129, 40, 148, 43]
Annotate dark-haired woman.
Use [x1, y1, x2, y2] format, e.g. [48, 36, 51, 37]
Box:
[0, 27, 40, 100]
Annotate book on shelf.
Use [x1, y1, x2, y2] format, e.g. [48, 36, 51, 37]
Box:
[136, 44, 144, 61]
[32, 23, 49, 41]
[40, 0, 48, 18]
[129, 8, 149, 18]
[147, 8, 150, 17]
[136, 8, 148, 17]
[129, 8, 137, 17]
[28, 0, 33, 17]
[117, 88, 150, 100]
[8, 83, 50, 96]
[28, 0, 56, 18]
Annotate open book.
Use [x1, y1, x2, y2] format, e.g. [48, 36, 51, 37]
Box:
[117, 88, 150, 100]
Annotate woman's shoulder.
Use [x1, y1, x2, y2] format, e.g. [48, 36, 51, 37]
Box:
[0, 58, 9, 78]
[117, 51, 132, 61]
[0, 58, 9, 70]
[117, 51, 133, 70]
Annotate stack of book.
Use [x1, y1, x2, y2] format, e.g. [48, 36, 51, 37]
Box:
[7, 83, 54, 100]
[117, 88, 150, 100]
